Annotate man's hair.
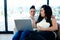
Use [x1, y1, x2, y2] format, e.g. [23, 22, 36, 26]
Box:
[30, 5, 35, 9]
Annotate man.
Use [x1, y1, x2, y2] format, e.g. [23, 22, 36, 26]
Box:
[29, 5, 38, 29]
[13, 5, 38, 40]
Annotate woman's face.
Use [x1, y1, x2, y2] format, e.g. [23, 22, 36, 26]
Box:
[40, 8, 45, 17]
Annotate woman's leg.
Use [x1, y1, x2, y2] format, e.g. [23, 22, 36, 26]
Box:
[38, 31, 55, 40]
[12, 31, 22, 40]
[29, 31, 55, 40]
[20, 30, 30, 40]
[49, 32, 55, 40]
[29, 31, 47, 40]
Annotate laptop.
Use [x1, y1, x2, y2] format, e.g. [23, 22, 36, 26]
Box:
[14, 19, 33, 31]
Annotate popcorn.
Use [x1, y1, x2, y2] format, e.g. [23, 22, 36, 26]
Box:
[37, 18, 50, 28]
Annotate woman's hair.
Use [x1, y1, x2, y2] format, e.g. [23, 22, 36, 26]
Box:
[36, 5, 52, 27]
[30, 5, 35, 9]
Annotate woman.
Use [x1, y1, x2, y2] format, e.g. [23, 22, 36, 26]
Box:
[29, 5, 58, 40]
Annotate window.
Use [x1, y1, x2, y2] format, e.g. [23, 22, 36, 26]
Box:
[0, 0, 59, 33]
[49, 0, 60, 21]
[0, 0, 5, 31]
[7, 0, 47, 31]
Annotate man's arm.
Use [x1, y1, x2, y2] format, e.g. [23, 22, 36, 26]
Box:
[32, 20, 37, 28]
[30, 16, 37, 28]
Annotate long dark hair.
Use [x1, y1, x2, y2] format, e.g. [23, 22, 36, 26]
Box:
[36, 5, 52, 27]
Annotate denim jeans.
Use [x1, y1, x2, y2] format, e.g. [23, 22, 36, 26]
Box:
[12, 30, 30, 40]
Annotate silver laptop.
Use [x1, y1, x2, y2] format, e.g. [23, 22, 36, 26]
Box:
[14, 19, 33, 31]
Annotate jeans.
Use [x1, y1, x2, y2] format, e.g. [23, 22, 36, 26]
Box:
[12, 30, 30, 40]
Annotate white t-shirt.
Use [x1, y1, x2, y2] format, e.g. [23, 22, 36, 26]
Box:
[23, 15, 38, 22]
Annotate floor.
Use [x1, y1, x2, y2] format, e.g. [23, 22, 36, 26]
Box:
[0, 34, 14, 40]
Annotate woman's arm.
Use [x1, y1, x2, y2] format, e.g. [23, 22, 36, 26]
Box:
[37, 17, 58, 31]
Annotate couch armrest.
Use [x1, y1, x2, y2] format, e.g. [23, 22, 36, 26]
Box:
[55, 23, 60, 40]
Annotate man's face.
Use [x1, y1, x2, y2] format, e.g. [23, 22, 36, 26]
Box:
[30, 9, 35, 16]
